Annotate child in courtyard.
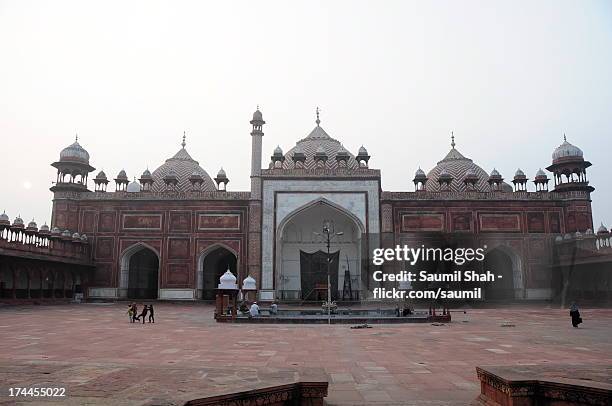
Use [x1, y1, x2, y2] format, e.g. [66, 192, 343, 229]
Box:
[127, 303, 134, 322]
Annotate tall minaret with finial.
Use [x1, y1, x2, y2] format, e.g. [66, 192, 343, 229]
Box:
[250, 106, 265, 199]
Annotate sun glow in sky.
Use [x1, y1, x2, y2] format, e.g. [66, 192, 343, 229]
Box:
[0, 0, 611, 227]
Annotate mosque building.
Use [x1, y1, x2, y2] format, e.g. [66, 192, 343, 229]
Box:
[11, 108, 599, 302]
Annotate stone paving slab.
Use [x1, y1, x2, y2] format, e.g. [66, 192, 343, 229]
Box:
[0, 303, 611, 405]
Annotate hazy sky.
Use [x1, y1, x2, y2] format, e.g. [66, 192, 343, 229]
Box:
[1, 0, 611, 229]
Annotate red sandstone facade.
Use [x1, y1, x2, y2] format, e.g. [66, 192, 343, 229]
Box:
[1, 109, 608, 303]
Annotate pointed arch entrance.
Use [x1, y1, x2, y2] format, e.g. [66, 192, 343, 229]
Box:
[197, 244, 238, 300]
[276, 198, 365, 301]
[483, 246, 524, 300]
[119, 243, 160, 299]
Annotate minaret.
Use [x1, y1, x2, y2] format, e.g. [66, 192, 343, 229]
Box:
[250, 106, 265, 200]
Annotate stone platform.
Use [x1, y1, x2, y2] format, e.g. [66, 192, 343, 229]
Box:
[473, 364, 612, 406]
[0, 303, 611, 405]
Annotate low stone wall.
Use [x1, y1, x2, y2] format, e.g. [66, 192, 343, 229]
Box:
[473, 365, 612, 406]
[185, 381, 328, 406]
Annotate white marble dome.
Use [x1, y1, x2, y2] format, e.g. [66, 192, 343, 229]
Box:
[242, 275, 257, 291]
[126, 179, 142, 193]
[218, 269, 238, 290]
[552, 138, 583, 162]
[60, 139, 90, 164]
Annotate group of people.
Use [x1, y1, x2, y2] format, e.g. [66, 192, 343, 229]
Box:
[127, 303, 155, 324]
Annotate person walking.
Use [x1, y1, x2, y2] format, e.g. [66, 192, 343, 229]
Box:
[139, 304, 149, 324]
[570, 302, 583, 328]
[148, 305, 155, 323]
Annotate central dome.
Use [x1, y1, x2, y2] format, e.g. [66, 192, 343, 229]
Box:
[151, 143, 216, 192]
[282, 124, 360, 170]
[426, 143, 490, 192]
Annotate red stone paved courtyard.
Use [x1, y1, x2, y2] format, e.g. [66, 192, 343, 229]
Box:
[0, 303, 611, 405]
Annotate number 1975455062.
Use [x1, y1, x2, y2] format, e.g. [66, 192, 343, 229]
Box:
[8, 387, 66, 397]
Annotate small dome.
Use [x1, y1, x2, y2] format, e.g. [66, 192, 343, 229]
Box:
[95, 170, 107, 180]
[40, 223, 50, 232]
[336, 145, 350, 158]
[358, 145, 368, 155]
[439, 168, 452, 179]
[51, 226, 61, 235]
[585, 228, 593, 235]
[252, 109, 263, 121]
[116, 169, 128, 180]
[515, 168, 525, 177]
[218, 268, 238, 290]
[12, 216, 24, 227]
[217, 167, 227, 178]
[564, 233, 572, 240]
[501, 182, 513, 192]
[81, 234, 88, 241]
[242, 275, 257, 290]
[141, 169, 152, 178]
[27, 219, 37, 229]
[597, 223, 609, 234]
[552, 137, 583, 162]
[62, 229, 72, 238]
[490, 168, 501, 177]
[535, 168, 547, 178]
[274, 145, 283, 155]
[164, 168, 178, 181]
[575, 231, 583, 239]
[126, 179, 141, 193]
[0, 211, 9, 222]
[72, 232, 81, 239]
[414, 167, 427, 178]
[59, 139, 90, 164]
[555, 235, 563, 243]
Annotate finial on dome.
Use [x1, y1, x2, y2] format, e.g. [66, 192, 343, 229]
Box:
[75, 133, 78, 142]
[451, 131, 455, 149]
[563, 133, 567, 142]
[315, 107, 320, 126]
[181, 131, 186, 148]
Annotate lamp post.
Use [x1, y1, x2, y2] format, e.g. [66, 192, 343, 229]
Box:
[320, 220, 343, 325]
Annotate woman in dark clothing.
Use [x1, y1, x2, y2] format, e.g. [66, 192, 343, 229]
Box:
[139, 305, 148, 324]
[148, 305, 154, 323]
[570, 302, 582, 328]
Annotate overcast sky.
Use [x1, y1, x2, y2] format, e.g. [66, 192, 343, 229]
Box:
[0, 0, 610, 229]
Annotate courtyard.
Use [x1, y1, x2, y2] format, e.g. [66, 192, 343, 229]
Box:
[0, 303, 610, 405]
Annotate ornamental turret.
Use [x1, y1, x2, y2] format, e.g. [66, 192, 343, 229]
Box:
[413, 168, 427, 191]
[356, 146, 370, 168]
[512, 168, 528, 192]
[94, 170, 109, 192]
[50, 136, 95, 193]
[271, 146, 284, 168]
[139, 169, 154, 191]
[546, 135, 594, 193]
[335, 145, 350, 167]
[488, 168, 504, 191]
[214, 168, 229, 191]
[534, 168, 549, 192]
[115, 169, 129, 191]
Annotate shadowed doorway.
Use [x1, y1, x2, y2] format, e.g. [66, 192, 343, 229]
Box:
[128, 248, 159, 299]
[201, 247, 237, 300]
